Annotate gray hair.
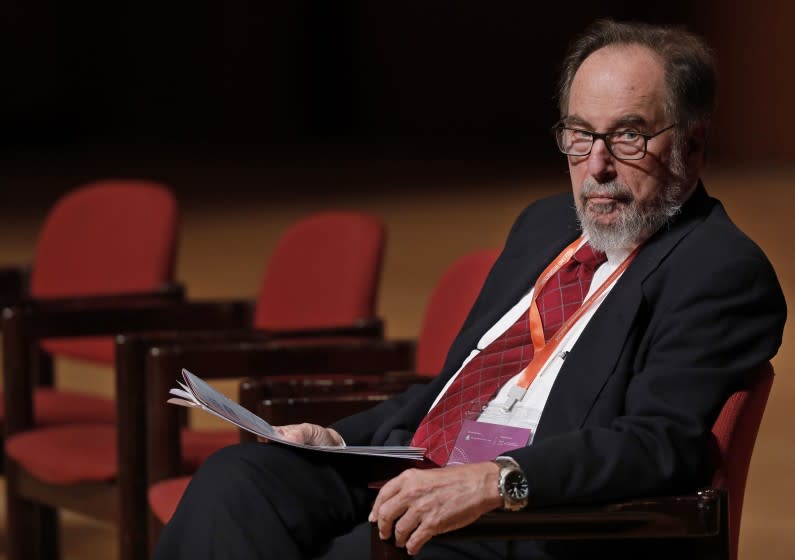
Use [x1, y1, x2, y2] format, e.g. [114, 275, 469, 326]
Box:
[558, 19, 717, 155]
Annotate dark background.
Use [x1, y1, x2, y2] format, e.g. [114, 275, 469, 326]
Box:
[1, 1, 793, 202]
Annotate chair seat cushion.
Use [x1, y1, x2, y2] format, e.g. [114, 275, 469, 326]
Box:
[6, 424, 118, 484]
[148, 477, 192, 524]
[0, 387, 116, 428]
[40, 336, 115, 364]
[6, 425, 239, 485]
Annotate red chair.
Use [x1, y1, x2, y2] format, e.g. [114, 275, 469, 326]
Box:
[252, 211, 385, 330]
[0, 180, 180, 432]
[145, 248, 501, 537]
[370, 362, 775, 560]
[0, 179, 198, 560]
[3, 210, 386, 560]
[710, 362, 774, 560]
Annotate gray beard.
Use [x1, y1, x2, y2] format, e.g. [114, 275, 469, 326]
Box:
[576, 178, 683, 253]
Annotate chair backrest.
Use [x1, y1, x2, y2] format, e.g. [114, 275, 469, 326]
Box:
[30, 180, 178, 298]
[709, 362, 774, 560]
[414, 248, 500, 377]
[31, 180, 179, 362]
[253, 212, 385, 330]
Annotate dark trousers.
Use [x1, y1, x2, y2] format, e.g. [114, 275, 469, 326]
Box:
[154, 443, 372, 559]
[153, 443, 532, 560]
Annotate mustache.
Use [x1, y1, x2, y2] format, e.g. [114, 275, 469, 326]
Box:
[581, 179, 634, 204]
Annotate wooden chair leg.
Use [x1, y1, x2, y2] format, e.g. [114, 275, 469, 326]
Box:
[34, 504, 60, 560]
[115, 335, 152, 560]
[690, 489, 731, 560]
[6, 464, 60, 560]
[32, 347, 54, 387]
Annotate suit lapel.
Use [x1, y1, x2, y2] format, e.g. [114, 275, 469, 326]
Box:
[535, 184, 713, 438]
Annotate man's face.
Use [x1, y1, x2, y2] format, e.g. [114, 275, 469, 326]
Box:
[565, 45, 685, 251]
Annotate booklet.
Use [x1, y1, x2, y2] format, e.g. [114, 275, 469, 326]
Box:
[168, 368, 426, 461]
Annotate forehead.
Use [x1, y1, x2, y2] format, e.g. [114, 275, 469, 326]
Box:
[567, 44, 667, 127]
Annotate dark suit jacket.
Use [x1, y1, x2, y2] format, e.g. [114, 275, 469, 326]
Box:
[333, 183, 786, 506]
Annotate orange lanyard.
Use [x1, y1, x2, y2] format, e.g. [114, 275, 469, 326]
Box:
[503, 237, 640, 411]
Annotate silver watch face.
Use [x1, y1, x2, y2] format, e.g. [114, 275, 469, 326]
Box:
[504, 469, 529, 501]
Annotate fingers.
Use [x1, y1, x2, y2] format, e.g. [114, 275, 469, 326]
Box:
[275, 423, 344, 446]
[374, 485, 404, 540]
[405, 523, 435, 556]
[275, 424, 308, 444]
[368, 475, 402, 524]
[369, 471, 414, 540]
[392, 510, 420, 548]
[374, 502, 434, 555]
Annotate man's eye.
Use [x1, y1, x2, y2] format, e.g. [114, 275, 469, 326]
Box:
[570, 129, 592, 140]
[614, 130, 641, 142]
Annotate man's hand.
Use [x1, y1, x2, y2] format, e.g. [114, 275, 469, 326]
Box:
[368, 462, 503, 555]
[274, 423, 345, 447]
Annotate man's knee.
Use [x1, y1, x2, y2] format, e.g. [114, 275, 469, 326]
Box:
[186, 442, 282, 503]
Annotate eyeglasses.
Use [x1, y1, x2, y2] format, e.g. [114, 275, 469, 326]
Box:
[553, 123, 676, 160]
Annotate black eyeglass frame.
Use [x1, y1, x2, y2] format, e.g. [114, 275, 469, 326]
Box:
[552, 123, 677, 161]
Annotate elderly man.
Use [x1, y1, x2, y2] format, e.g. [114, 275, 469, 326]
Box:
[155, 19, 785, 560]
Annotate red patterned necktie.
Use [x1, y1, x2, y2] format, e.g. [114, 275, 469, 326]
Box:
[411, 242, 607, 466]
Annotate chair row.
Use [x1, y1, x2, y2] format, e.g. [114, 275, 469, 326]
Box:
[0, 179, 500, 559]
[0, 179, 390, 560]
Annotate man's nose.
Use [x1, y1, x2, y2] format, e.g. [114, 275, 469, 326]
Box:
[586, 138, 617, 182]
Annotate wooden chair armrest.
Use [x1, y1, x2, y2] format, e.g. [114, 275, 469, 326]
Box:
[117, 316, 383, 349]
[148, 338, 416, 382]
[241, 371, 424, 401]
[257, 392, 395, 427]
[371, 488, 726, 559]
[3, 292, 251, 338]
[13, 282, 185, 310]
[441, 488, 723, 540]
[263, 317, 384, 339]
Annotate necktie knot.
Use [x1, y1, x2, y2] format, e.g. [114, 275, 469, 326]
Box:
[572, 243, 607, 271]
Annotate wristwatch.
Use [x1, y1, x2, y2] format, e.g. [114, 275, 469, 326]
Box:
[493, 456, 529, 511]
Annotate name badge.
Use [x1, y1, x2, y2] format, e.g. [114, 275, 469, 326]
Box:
[446, 419, 532, 465]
